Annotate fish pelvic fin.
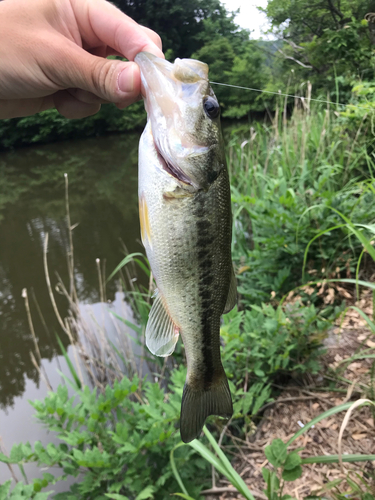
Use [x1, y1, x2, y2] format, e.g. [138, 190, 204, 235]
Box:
[180, 368, 233, 443]
[146, 288, 179, 357]
[223, 265, 237, 314]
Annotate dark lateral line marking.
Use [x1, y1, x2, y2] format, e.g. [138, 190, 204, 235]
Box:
[195, 193, 216, 387]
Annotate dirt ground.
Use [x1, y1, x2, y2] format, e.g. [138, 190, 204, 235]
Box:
[205, 290, 375, 499]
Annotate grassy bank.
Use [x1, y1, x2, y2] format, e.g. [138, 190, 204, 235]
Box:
[1, 103, 375, 499]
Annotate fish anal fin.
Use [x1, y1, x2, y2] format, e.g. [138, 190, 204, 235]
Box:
[180, 369, 233, 443]
[223, 267, 237, 314]
[146, 289, 179, 357]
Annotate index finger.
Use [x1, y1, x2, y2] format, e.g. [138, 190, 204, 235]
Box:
[71, 0, 164, 60]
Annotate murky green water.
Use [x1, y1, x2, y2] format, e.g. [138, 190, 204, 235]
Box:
[0, 132, 144, 411]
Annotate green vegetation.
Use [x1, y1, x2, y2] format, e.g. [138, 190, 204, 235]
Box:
[229, 106, 375, 305]
[0, 371, 207, 500]
[1, 101, 375, 498]
[264, 0, 375, 99]
[1, 0, 375, 497]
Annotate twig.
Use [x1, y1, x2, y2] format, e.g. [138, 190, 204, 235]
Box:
[270, 384, 332, 406]
[64, 319, 85, 388]
[22, 288, 52, 391]
[218, 417, 233, 448]
[324, 373, 368, 390]
[201, 486, 267, 499]
[0, 436, 19, 484]
[257, 395, 318, 414]
[30, 288, 64, 384]
[224, 432, 264, 451]
[64, 173, 77, 302]
[22, 288, 42, 362]
[44, 233, 70, 337]
[96, 258, 105, 304]
[342, 378, 360, 404]
[278, 49, 313, 68]
[30, 352, 52, 391]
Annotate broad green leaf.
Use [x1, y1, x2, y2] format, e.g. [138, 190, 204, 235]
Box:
[282, 465, 302, 481]
[135, 486, 155, 500]
[264, 445, 280, 468]
[270, 439, 287, 464]
[283, 452, 301, 470]
[9, 444, 24, 463]
[0, 453, 10, 464]
[0, 481, 11, 500]
[34, 493, 52, 500]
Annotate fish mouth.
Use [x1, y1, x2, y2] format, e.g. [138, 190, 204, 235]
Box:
[134, 52, 209, 91]
[136, 51, 212, 190]
[153, 139, 195, 187]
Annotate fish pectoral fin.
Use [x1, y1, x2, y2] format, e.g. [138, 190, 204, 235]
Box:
[146, 289, 179, 357]
[180, 368, 233, 443]
[223, 266, 237, 314]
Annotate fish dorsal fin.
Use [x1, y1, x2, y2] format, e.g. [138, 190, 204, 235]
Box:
[223, 267, 237, 314]
[146, 289, 179, 357]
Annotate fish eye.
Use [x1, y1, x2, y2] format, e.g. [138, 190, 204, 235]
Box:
[203, 96, 220, 119]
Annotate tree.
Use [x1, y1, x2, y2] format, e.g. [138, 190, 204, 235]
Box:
[192, 37, 268, 118]
[263, 0, 375, 99]
[112, 0, 245, 59]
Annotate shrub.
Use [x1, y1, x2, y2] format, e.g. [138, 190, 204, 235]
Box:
[0, 370, 209, 499]
[221, 301, 334, 419]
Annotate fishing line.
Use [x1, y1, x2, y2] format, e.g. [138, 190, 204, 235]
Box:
[209, 81, 373, 111]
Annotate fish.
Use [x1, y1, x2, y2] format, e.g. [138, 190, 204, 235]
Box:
[135, 52, 236, 443]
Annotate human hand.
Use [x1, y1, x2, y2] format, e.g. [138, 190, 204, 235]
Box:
[0, 0, 163, 119]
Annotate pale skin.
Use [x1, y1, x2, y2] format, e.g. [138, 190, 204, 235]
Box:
[0, 0, 164, 120]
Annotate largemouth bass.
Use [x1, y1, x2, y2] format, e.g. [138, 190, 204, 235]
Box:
[135, 52, 236, 443]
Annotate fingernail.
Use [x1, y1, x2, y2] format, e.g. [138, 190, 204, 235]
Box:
[118, 64, 135, 94]
[143, 43, 164, 59]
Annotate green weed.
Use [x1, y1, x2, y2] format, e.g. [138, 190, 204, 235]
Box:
[0, 369, 209, 500]
[229, 106, 375, 306]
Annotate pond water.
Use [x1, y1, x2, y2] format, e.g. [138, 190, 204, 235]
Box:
[0, 132, 148, 486]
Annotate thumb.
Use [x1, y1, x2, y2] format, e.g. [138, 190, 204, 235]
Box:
[49, 44, 141, 106]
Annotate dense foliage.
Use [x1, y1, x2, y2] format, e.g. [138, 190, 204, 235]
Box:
[112, 0, 247, 59]
[0, 371, 209, 500]
[229, 109, 375, 305]
[264, 0, 375, 96]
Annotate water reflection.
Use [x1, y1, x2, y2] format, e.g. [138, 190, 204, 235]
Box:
[0, 132, 145, 409]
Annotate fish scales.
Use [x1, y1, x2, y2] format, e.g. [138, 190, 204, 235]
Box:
[136, 52, 236, 443]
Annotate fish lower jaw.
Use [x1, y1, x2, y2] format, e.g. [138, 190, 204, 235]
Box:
[152, 137, 197, 188]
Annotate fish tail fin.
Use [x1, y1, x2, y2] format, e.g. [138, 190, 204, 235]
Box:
[180, 369, 233, 443]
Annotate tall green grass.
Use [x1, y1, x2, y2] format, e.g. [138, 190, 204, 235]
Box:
[228, 104, 375, 307]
